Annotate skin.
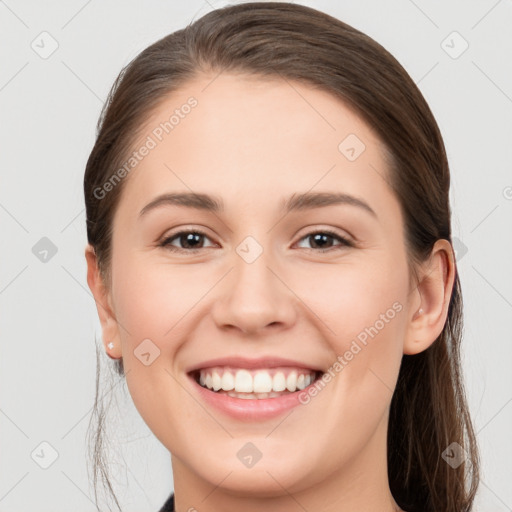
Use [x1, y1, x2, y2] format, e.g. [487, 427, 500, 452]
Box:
[86, 73, 455, 512]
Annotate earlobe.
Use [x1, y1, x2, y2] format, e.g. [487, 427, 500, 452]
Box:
[85, 245, 122, 358]
[403, 239, 455, 355]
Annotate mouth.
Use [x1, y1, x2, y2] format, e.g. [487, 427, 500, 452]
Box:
[189, 366, 323, 400]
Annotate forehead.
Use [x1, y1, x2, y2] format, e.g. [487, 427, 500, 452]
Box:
[115, 72, 397, 221]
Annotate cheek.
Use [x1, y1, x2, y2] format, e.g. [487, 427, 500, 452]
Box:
[286, 259, 408, 455]
[111, 253, 207, 341]
[109, 254, 206, 443]
[297, 253, 409, 402]
[298, 254, 408, 343]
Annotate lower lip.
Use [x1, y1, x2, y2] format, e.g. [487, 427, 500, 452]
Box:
[189, 374, 317, 421]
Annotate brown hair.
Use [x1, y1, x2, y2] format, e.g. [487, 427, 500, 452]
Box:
[84, 3, 479, 511]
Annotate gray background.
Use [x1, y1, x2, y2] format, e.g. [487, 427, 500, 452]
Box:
[1, 0, 511, 510]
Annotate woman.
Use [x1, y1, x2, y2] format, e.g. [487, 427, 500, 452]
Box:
[84, 3, 479, 511]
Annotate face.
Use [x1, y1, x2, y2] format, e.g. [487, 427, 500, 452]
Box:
[99, 73, 417, 497]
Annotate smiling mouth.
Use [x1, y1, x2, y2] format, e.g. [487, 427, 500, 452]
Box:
[190, 366, 322, 400]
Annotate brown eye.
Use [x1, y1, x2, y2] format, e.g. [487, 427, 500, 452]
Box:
[159, 230, 215, 252]
[296, 230, 353, 252]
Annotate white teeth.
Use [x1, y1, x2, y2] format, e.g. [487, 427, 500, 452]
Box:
[234, 369, 253, 393]
[286, 371, 297, 392]
[253, 371, 273, 393]
[227, 391, 283, 399]
[235, 393, 253, 400]
[272, 372, 286, 392]
[221, 371, 235, 391]
[212, 371, 222, 391]
[197, 367, 317, 395]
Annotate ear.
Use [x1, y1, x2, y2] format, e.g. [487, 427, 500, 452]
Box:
[85, 244, 122, 359]
[404, 239, 456, 355]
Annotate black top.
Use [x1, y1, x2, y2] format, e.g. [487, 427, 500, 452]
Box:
[159, 493, 175, 511]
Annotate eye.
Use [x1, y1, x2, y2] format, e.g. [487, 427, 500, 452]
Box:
[295, 230, 353, 252]
[159, 229, 216, 252]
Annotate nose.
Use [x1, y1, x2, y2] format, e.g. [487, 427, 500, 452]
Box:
[211, 245, 297, 336]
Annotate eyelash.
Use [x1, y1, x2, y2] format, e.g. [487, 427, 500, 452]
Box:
[158, 228, 353, 253]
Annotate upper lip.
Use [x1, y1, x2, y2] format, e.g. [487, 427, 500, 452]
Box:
[186, 356, 324, 373]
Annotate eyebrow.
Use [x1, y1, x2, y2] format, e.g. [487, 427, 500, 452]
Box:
[139, 191, 376, 218]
